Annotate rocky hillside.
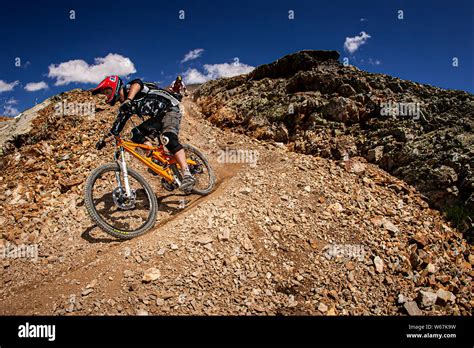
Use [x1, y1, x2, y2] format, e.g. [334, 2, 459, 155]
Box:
[186, 83, 202, 93]
[194, 50, 474, 236]
[0, 89, 472, 316]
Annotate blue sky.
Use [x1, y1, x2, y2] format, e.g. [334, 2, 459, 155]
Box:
[0, 0, 472, 116]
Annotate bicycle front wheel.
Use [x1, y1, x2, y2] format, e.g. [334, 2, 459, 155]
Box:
[84, 163, 159, 239]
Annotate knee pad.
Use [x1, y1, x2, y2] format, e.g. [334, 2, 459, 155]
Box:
[162, 132, 183, 154]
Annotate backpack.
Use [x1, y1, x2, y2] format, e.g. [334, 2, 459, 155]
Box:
[141, 82, 181, 106]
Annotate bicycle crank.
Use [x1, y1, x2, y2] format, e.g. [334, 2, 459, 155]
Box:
[161, 178, 178, 192]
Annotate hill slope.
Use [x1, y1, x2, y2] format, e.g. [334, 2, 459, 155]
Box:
[0, 89, 471, 315]
[194, 50, 474, 233]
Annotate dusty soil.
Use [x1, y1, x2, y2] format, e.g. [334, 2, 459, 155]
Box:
[0, 92, 471, 316]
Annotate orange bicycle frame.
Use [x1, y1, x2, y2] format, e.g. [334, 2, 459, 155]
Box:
[114, 136, 197, 183]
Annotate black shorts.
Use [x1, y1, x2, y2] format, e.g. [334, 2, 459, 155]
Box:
[130, 106, 182, 143]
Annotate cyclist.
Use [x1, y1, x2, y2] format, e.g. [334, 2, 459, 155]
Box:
[169, 75, 187, 96]
[92, 75, 196, 192]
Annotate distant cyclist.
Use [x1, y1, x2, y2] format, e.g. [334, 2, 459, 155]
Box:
[169, 75, 187, 96]
[92, 75, 195, 192]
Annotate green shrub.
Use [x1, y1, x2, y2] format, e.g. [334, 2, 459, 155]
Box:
[445, 204, 473, 232]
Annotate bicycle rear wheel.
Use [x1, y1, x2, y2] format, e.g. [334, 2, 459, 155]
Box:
[84, 163, 158, 239]
[183, 144, 216, 195]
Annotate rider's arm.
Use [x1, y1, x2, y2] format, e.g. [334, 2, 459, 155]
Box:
[96, 113, 127, 149]
[96, 80, 144, 149]
[111, 79, 144, 135]
[109, 111, 132, 136]
[126, 81, 142, 100]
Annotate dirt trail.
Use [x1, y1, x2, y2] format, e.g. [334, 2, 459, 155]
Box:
[0, 95, 471, 316]
[0, 98, 247, 314]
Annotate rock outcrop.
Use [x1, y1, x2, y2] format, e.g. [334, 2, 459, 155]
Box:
[194, 50, 474, 235]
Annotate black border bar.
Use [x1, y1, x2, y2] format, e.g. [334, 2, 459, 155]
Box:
[0, 316, 472, 346]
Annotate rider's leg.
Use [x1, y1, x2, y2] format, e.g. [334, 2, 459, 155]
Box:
[162, 131, 195, 190]
[132, 118, 160, 143]
[174, 148, 190, 172]
[131, 118, 161, 156]
[130, 126, 147, 144]
[161, 106, 196, 192]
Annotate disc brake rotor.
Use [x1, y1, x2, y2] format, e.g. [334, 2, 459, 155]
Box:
[112, 187, 137, 210]
[189, 156, 204, 174]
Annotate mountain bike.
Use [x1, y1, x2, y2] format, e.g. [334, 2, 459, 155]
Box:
[84, 132, 216, 239]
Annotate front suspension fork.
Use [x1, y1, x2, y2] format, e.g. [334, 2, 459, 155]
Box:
[115, 147, 132, 197]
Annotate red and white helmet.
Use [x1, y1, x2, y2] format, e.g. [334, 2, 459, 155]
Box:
[91, 75, 123, 104]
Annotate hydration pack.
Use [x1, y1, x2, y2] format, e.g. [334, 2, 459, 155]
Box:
[141, 82, 182, 106]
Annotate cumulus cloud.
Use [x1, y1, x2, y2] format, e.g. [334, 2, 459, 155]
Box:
[183, 69, 208, 84]
[25, 81, 48, 92]
[3, 98, 19, 116]
[344, 31, 371, 54]
[183, 61, 254, 84]
[181, 48, 204, 63]
[0, 80, 19, 93]
[48, 53, 136, 86]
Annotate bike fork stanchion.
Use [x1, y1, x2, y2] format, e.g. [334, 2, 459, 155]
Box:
[119, 147, 132, 197]
[114, 150, 123, 191]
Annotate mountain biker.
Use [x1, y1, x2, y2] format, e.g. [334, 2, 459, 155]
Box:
[169, 75, 187, 96]
[91, 75, 196, 192]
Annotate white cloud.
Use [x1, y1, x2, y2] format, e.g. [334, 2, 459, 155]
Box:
[183, 61, 255, 84]
[0, 80, 19, 93]
[3, 98, 19, 116]
[368, 58, 381, 65]
[5, 98, 17, 105]
[48, 53, 136, 86]
[183, 69, 208, 84]
[25, 81, 48, 92]
[181, 48, 204, 63]
[344, 31, 371, 54]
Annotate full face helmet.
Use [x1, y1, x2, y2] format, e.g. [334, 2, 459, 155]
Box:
[91, 75, 124, 105]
